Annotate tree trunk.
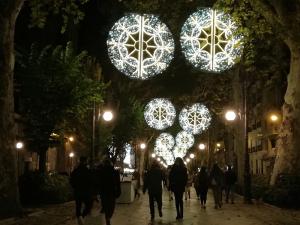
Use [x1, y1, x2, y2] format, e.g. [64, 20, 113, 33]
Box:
[270, 42, 300, 185]
[0, 0, 25, 216]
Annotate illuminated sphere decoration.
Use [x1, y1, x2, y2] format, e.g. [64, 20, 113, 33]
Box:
[107, 13, 175, 79]
[155, 133, 175, 151]
[179, 103, 211, 135]
[162, 149, 175, 165]
[144, 98, 176, 130]
[180, 8, 242, 72]
[175, 131, 195, 150]
[173, 145, 188, 159]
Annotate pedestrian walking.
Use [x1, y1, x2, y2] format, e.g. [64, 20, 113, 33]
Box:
[209, 163, 224, 209]
[70, 157, 94, 225]
[224, 165, 237, 204]
[197, 166, 209, 208]
[169, 157, 188, 220]
[185, 172, 193, 200]
[143, 161, 165, 220]
[97, 158, 121, 225]
[166, 165, 174, 201]
[193, 172, 200, 200]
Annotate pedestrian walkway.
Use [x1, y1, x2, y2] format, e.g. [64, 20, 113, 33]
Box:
[67, 189, 300, 225]
[1, 189, 300, 225]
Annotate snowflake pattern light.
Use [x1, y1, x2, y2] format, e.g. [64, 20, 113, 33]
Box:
[162, 149, 175, 165]
[155, 133, 175, 151]
[179, 103, 211, 135]
[144, 98, 176, 130]
[175, 131, 195, 150]
[172, 145, 188, 159]
[180, 8, 242, 72]
[107, 13, 175, 79]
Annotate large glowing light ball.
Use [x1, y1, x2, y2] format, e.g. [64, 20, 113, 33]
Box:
[173, 145, 188, 159]
[162, 149, 175, 165]
[144, 98, 176, 130]
[155, 133, 175, 151]
[179, 103, 211, 135]
[107, 13, 175, 79]
[180, 8, 242, 72]
[175, 131, 195, 150]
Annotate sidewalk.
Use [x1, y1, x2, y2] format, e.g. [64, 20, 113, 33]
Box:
[2, 189, 300, 225]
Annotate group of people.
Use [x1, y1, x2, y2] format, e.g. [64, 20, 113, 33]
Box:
[143, 158, 237, 221]
[70, 156, 237, 224]
[193, 163, 237, 209]
[70, 157, 121, 225]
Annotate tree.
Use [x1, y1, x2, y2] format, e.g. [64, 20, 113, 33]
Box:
[0, 0, 89, 214]
[217, 0, 300, 185]
[17, 43, 106, 172]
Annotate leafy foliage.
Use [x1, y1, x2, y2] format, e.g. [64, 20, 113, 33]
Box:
[28, 0, 89, 33]
[16, 42, 106, 153]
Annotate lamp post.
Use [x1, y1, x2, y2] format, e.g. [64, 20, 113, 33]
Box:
[225, 108, 252, 203]
[91, 105, 113, 165]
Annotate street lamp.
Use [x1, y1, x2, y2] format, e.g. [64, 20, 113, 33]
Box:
[151, 153, 156, 158]
[225, 108, 252, 203]
[92, 108, 114, 165]
[140, 143, 146, 150]
[16, 141, 24, 149]
[190, 153, 195, 159]
[199, 143, 206, 150]
[68, 136, 74, 142]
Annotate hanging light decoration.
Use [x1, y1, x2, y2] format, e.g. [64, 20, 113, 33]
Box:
[175, 131, 195, 150]
[180, 8, 242, 72]
[107, 13, 175, 79]
[179, 103, 211, 135]
[123, 143, 133, 167]
[162, 149, 175, 165]
[144, 98, 176, 130]
[155, 133, 175, 151]
[172, 145, 188, 159]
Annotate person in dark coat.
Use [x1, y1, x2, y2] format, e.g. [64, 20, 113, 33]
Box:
[143, 160, 165, 220]
[169, 157, 188, 220]
[224, 165, 237, 204]
[209, 163, 224, 209]
[197, 166, 209, 208]
[97, 158, 121, 225]
[70, 157, 93, 225]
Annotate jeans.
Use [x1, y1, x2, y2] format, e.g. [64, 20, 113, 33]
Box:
[148, 192, 162, 217]
[174, 191, 184, 218]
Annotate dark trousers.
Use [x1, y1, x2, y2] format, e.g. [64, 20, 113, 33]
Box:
[149, 192, 162, 216]
[102, 195, 116, 220]
[174, 191, 184, 218]
[75, 196, 93, 218]
[199, 189, 208, 205]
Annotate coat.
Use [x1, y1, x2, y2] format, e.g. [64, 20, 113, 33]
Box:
[70, 164, 93, 198]
[169, 165, 188, 193]
[143, 166, 164, 195]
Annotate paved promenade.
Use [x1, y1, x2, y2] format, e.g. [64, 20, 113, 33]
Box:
[1, 189, 300, 225]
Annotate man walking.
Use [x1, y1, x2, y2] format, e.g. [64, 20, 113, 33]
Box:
[143, 160, 165, 221]
[224, 165, 237, 204]
[70, 157, 93, 225]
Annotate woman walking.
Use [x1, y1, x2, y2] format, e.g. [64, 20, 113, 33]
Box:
[197, 166, 209, 208]
[169, 157, 188, 220]
[209, 163, 224, 209]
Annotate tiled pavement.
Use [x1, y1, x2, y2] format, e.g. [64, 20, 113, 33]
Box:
[2, 189, 300, 225]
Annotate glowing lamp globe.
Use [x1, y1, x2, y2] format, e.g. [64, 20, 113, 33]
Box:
[103, 111, 113, 121]
[16, 142, 24, 149]
[180, 8, 242, 72]
[225, 110, 237, 121]
[107, 13, 175, 79]
[144, 98, 176, 130]
[199, 143, 206, 150]
[179, 103, 211, 135]
[190, 153, 195, 159]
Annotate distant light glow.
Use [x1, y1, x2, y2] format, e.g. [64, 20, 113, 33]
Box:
[179, 103, 211, 134]
[270, 114, 279, 122]
[199, 143, 206, 150]
[216, 143, 221, 147]
[190, 153, 195, 159]
[16, 142, 24, 149]
[180, 8, 242, 72]
[103, 111, 114, 121]
[140, 143, 146, 149]
[151, 153, 156, 158]
[144, 98, 176, 130]
[186, 158, 191, 162]
[69, 152, 74, 158]
[107, 13, 175, 79]
[225, 110, 237, 121]
[175, 131, 195, 150]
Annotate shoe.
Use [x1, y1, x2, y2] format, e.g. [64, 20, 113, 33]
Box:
[203, 205, 206, 209]
[176, 215, 180, 220]
[159, 210, 163, 217]
[151, 215, 154, 220]
[214, 205, 218, 209]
